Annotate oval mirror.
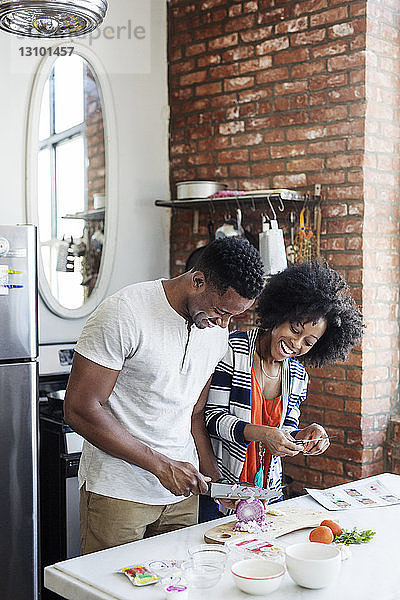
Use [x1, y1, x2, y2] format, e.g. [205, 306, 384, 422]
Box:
[27, 44, 118, 319]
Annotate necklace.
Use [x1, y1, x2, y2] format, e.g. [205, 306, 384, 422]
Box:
[254, 392, 281, 488]
[260, 357, 281, 380]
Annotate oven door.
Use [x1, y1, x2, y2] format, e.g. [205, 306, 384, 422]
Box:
[62, 455, 81, 559]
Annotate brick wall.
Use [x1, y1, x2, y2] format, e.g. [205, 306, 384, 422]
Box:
[365, 0, 400, 477]
[167, 0, 400, 494]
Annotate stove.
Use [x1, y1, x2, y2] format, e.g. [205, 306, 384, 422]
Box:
[39, 343, 83, 600]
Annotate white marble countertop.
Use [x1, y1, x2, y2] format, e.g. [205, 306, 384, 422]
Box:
[45, 473, 400, 600]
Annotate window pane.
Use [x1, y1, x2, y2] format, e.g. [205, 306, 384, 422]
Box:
[39, 79, 50, 140]
[54, 55, 84, 133]
[56, 265, 85, 310]
[55, 136, 85, 309]
[37, 148, 52, 243]
[55, 136, 85, 240]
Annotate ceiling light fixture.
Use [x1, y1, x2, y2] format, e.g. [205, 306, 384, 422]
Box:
[0, 0, 108, 37]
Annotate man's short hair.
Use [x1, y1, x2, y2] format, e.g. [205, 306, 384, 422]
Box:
[195, 237, 264, 300]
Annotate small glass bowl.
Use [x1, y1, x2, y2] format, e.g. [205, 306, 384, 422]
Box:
[187, 544, 229, 567]
[181, 559, 224, 589]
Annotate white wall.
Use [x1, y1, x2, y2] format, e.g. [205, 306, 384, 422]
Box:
[0, 0, 170, 343]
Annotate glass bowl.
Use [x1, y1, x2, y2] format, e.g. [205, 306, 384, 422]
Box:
[187, 543, 228, 567]
[181, 559, 224, 589]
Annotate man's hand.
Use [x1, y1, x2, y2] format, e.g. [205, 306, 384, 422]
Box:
[155, 458, 211, 497]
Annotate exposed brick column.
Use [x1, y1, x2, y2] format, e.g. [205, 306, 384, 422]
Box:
[364, 0, 400, 477]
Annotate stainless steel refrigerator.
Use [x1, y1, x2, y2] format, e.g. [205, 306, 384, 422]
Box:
[0, 225, 39, 600]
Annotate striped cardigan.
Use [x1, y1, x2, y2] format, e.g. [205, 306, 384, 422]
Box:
[205, 328, 308, 501]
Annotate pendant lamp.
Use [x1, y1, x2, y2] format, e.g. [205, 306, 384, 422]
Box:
[0, 0, 107, 37]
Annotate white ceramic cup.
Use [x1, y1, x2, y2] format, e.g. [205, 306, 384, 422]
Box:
[285, 542, 341, 589]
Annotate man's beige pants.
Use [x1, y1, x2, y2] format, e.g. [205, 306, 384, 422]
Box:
[80, 485, 199, 554]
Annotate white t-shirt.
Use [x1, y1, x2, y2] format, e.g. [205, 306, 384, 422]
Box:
[76, 279, 228, 505]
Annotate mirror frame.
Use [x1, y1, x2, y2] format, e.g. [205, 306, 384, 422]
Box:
[26, 43, 118, 319]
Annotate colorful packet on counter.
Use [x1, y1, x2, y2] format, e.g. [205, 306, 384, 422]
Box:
[117, 560, 184, 587]
[118, 564, 160, 586]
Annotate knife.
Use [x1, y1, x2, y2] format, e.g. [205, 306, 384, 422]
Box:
[294, 437, 332, 444]
[205, 482, 282, 502]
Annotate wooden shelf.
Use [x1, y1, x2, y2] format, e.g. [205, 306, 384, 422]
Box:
[62, 208, 105, 220]
[155, 189, 320, 209]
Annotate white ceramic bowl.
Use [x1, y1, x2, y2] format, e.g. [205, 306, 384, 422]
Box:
[285, 542, 341, 589]
[176, 180, 227, 200]
[231, 558, 285, 595]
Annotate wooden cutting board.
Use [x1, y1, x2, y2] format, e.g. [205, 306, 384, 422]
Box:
[204, 506, 329, 545]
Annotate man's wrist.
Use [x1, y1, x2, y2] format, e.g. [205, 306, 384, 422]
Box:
[146, 449, 171, 479]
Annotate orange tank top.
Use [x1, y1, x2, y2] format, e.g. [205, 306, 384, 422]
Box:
[240, 364, 283, 486]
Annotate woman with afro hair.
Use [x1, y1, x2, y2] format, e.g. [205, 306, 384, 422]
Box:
[201, 259, 363, 517]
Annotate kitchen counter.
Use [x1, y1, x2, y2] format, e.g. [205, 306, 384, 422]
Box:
[45, 473, 400, 600]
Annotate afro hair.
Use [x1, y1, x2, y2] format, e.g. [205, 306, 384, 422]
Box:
[256, 259, 363, 367]
[195, 237, 264, 300]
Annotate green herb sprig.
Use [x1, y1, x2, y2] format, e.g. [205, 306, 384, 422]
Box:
[335, 527, 376, 545]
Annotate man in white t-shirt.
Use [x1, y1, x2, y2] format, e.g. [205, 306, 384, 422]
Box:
[64, 238, 264, 553]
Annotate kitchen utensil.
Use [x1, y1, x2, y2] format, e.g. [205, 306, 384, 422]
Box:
[304, 206, 314, 260]
[286, 210, 298, 263]
[295, 207, 315, 262]
[56, 236, 75, 272]
[91, 229, 104, 253]
[231, 559, 285, 595]
[71, 239, 87, 257]
[258, 213, 287, 275]
[285, 542, 341, 589]
[315, 204, 322, 257]
[56, 238, 69, 272]
[176, 181, 227, 200]
[215, 208, 244, 239]
[295, 437, 330, 444]
[205, 482, 282, 502]
[215, 218, 238, 238]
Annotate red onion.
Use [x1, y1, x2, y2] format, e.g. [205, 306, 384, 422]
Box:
[235, 498, 265, 523]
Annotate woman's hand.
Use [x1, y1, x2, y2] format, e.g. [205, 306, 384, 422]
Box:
[244, 424, 303, 457]
[294, 423, 330, 455]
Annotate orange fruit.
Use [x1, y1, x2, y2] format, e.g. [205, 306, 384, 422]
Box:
[309, 526, 334, 544]
[320, 519, 343, 537]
